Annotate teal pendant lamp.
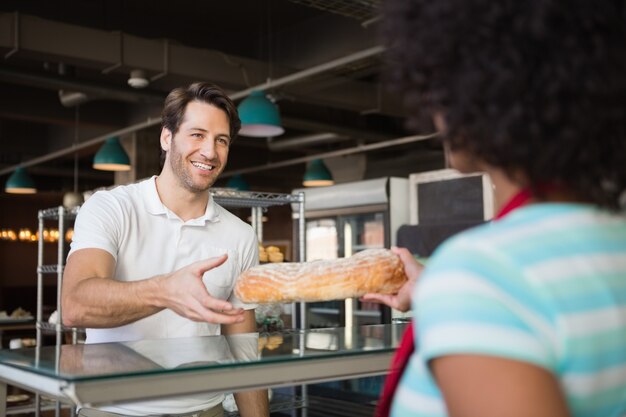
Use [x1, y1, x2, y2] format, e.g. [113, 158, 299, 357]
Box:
[226, 174, 251, 191]
[5, 167, 37, 194]
[238, 91, 284, 137]
[303, 159, 334, 187]
[93, 137, 131, 171]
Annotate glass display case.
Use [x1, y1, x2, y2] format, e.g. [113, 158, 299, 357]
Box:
[0, 323, 407, 416]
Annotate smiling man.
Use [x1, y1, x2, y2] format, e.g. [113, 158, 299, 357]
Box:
[62, 83, 269, 417]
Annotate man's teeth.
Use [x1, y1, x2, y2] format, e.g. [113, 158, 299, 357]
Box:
[192, 162, 213, 171]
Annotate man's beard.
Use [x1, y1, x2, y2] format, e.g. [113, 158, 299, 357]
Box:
[169, 142, 220, 193]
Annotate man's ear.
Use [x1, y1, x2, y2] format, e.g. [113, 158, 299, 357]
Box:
[160, 128, 172, 152]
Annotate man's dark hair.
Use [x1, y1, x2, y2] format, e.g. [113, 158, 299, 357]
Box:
[383, 0, 626, 210]
[160, 82, 241, 165]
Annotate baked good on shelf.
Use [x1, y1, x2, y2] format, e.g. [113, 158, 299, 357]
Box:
[259, 243, 284, 263]
[265, 246, 280, 253]
[268, 251, 284, 263]
[235, 248, 406, 303]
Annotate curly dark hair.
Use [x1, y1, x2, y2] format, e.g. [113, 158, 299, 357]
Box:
[382, 0, 626, 210]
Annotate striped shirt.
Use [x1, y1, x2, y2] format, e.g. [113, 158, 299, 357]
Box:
[391, 203, 626, 417]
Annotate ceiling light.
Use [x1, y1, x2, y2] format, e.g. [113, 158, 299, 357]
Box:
[303, 159, 334, 187]
[58, 90, 89, 107]
[226, 174, 251, 191]
[93, 137, 131, 171]
[128, 69, 149, 89]
[5, 167, 37, 194]
[238, 91, 284, 137]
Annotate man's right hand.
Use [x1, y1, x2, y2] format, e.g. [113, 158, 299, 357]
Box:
[157, 254, 245, 324]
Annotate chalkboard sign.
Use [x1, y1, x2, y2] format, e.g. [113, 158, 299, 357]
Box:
[409, 169, 494, 225]
[403, 169, 494, 256]
[418, 176, 484, 224]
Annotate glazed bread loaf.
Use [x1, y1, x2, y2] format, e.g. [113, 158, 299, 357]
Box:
[235, 248, 406, 303]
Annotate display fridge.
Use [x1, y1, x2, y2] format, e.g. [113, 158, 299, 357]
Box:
[292, 177, 409, 329]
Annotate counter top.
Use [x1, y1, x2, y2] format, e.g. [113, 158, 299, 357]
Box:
[0, 323, 406, 411]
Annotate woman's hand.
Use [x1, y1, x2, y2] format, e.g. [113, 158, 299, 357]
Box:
[360, 247, 424, 312]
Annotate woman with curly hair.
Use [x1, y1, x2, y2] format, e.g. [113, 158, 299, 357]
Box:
[362, 1, 626, 416]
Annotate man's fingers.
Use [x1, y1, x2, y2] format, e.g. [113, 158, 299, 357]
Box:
[217, 307, 245, 316]
[183, 299, 245, 324]
[193, 254, 228, 276]
[198, 289, 243, 314]
[202, 309, 245, 324]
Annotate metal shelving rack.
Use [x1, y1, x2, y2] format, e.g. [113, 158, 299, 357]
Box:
[36, 206, 80, 348]
[211, 189, 304, 249]
[35, 205, 80, 417]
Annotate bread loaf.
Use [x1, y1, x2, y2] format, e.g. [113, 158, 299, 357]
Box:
[235, 248, 406, 303]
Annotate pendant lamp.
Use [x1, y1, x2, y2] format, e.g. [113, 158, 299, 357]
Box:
[93, 137, 131, 171]
[5, 167, 37, 194]
[238, 91, 284, 137]
[303, 159, 334, 187]
[226, 174, 251, 191]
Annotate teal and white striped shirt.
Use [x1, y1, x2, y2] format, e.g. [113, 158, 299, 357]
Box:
[391, 203, 626, 417]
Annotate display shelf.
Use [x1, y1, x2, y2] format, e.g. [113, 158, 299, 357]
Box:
[35, 202, 77, 417]
[354, 310, 381, 317]
[38, 206, 79, 220]
[6, 396, 72, 415]
[310, 308, 380, 317]
[304, 394, 375, 417]
[37, 265, 62, 274]
[309, 307, 340, 315]
[224, 393, 305, 417]
[211, 188, 303, 209]
[36, 322, 82, 334]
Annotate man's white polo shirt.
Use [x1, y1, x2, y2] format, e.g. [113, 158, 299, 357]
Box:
[69, 176, 258, 344]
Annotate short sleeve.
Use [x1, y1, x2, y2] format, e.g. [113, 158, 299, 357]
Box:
[228, 227, 259, 310]
[68, 191, 123, 261]
[415, 236, 559, 371]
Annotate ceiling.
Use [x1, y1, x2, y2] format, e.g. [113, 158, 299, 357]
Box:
[0, 0, 443, 194]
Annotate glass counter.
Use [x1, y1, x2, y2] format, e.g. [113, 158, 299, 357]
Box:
[0, 323, 407, 412]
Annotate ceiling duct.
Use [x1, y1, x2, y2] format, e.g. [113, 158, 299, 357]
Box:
[268, 132, 349, 151]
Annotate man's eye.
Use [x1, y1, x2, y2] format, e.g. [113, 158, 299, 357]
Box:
[218, 137, 230, 146]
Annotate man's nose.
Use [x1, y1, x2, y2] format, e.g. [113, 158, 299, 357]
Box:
[199, 138, 217, 159]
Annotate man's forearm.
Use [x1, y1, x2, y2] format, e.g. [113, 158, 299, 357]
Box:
[62, 275, 164, 328]
[234, 389, 269, 417]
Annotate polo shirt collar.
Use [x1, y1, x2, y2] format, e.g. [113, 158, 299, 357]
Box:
[142, 176, 220, 224]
